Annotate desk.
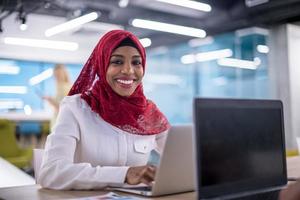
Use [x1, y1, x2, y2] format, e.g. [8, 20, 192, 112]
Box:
[0, 185, 196, 200]
[0, 112, 51, 122]
[0, 157, 35, 188]
[1, 157, 300, 200]
[286, 156, 300, 179]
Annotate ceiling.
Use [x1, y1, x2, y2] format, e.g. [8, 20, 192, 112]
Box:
[1, 0, 300, 63]
[2, 0, 300, 47]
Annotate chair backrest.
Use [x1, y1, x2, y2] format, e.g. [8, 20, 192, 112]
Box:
[33, 148, 44, 183]
[0, 119, 19, 157]
[18, 122, 41, 135]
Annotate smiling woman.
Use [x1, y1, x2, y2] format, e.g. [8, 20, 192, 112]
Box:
[38, 30, 170, 190]
[106, 39, 144, 97]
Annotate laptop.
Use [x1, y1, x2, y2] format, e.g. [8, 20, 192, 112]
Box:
[193, 98, 287, 200]
[113, 125, 196, 196]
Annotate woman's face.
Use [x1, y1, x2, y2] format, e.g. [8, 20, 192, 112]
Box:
[106, 46, 144, 97]
[54, 68, 66, 83]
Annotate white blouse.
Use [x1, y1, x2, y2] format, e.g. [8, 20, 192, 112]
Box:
[38, 94, 168, 190]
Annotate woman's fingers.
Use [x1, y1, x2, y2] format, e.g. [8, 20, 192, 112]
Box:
[125, 165, 157, 185]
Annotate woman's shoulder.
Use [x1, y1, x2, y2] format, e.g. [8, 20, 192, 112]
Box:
[61, 94, 80, 103]
[60, 94, 86, 109]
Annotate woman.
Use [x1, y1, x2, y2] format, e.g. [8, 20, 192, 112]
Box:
[38, 30, 170, 190]
[42, 64, 72, 128]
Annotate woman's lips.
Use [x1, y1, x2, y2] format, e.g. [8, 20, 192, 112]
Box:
[116, 79, 134, 89]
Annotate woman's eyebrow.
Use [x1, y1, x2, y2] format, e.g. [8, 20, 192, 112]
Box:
[111, 54, 124, 58]
[132, 55, 141, 59]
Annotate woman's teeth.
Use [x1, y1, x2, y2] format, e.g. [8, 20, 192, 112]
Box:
[117, 79, 133, 84]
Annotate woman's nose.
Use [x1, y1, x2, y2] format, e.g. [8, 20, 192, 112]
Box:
[121, 62, 134, 74]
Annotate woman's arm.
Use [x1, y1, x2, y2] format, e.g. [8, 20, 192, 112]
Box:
[38, 101, 129, 190]
[42, 96, 59, 112]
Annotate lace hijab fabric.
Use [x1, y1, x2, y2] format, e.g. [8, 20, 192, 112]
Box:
[68, 30, 170, 135]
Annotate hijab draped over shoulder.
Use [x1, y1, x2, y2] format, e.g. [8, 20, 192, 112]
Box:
[68, 30, 170, 135]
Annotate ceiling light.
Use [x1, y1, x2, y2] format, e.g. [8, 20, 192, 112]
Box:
[181, 54, 196, 64]
[257, 45, 269, 53]
[45, 12, 99, 37]
[0, 65, 20, 74]
[24, 105, 32, 115]
[245, 0, 269, 7]
[188, 36, 214, 47]
[0, 86, 27, 94]
[196, 49, 233, 62]
[20, 23, 27, 31]
[139, 38, 152, 48]
[4, 37, 79, 51]
[19, 17, 27, 31]
[181, 49, 233, 64]
[217, 58, 260, 70]
[156, 0, 211, 12]
[132, 19, 206, 38]
[29, 68, 53, 85]
[119, 0, 129, 8]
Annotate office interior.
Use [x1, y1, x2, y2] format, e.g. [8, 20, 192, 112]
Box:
[0, 0, 300, 197]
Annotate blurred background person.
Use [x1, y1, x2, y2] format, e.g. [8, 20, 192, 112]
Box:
[42, 64, 72, 128]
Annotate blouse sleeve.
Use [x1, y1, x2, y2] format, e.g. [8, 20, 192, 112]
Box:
[38, 100, 129, 190]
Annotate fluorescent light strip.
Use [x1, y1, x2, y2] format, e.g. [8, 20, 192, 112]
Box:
[196, 49, 233, 62]
[181, 54, 196, 64]
[0, 99, 24, 109]
[257, 45, 269, 53]
[4, 37, 78, 51]
[119, 0, 129, 8]
[156, 0, 211, 12]
[181, 49, 233, 64]
[45, 12, 99, 37]
[0, 65, 20, 74]
[139, 38, 152, 48]
[217, 58, 259, 70]
[188, 36, 214, 47]
[29, 68, 53, 85]
[132, 19, 206, 38]
[0, 86, 27, 94]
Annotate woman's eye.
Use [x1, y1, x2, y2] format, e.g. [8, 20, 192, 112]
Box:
[132, 60, 142, 65]
[111, 60, 123, 65]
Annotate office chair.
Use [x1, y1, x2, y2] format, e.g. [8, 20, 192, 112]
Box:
[0, 119, 33, 168]
[18, 121, 42, 147]
[286, 149, 299, 157]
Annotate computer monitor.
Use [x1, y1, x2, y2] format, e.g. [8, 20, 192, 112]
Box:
[193, 98, 287, 199]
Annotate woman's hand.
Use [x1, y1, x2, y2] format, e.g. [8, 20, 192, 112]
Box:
[42, 96, 59, 111]
[125, 165, 156, 185]
[279, 180, 300, 200]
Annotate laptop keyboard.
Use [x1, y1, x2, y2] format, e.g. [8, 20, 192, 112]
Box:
[229, 190, 279, 200]
[126, 186, 152, 191]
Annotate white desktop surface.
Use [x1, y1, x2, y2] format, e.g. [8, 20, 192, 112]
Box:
[0, 157, 35, 188]
[0, 112, 51, 122]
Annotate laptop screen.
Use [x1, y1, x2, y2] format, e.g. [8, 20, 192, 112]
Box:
[194, 98, 287, 199]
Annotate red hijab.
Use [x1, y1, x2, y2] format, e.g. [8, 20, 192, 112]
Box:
[68, 30, 170, 135]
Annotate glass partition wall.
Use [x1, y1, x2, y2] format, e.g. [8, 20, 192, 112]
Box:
[0, 29, 270, 124]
